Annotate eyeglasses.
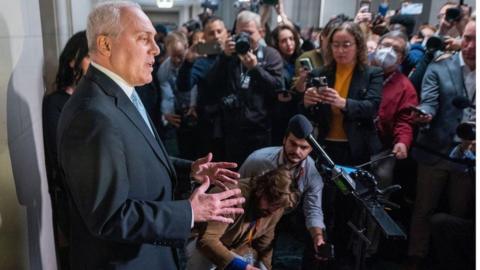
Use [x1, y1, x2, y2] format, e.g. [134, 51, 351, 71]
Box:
[331, 41, 355, 50]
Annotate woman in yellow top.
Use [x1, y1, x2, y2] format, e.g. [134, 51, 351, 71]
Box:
[302, 21, 383, 269]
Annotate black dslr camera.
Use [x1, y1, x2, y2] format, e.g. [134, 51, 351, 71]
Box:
[233, 32, 251, 55]
[457, 122, 475, 141]
[425, 35, 446, 53]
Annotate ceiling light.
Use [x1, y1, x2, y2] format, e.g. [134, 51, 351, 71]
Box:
[156, 0, 174, 8]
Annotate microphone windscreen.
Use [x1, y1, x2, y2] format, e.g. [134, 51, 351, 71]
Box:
[452, 96, 470, 109]
[287, 114, 313, 139]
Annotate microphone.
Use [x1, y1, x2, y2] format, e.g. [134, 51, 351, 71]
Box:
[287, 114, 356, 193]
[452, 96, 474, 109]
[287, 114, 406, 239]
[288, 114, 335, 168]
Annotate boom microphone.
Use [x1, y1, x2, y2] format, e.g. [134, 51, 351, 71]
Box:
[287, 115, 406, 239]
[287, 114, 356, 193]
[288, 114, 335, 168]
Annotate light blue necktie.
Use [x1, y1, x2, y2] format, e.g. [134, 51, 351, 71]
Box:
[130, 90, 154, 135]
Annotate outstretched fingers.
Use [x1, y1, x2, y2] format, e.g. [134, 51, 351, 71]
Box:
[215, 188, 242, 201]
[219, 195, 245, 209]
[208, 215, 235, 224]
[213, 161, 238, 169]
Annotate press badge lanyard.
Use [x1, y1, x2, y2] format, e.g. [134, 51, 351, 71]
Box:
[245, 220, 258, 246]
[243, 220, 258, 264]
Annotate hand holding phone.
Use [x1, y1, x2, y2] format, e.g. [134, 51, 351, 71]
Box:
[409, 105, 433, 124]
[409, 105, 427, 116]
[316, 243, 335, 260]
[360, 0, 371, 12]
[299, 58, 313, 71]
[195, 42, 223, 55]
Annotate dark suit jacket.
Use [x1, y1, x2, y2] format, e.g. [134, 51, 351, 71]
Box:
[57, 66, 193, 270]
[306, 64, 384, 163]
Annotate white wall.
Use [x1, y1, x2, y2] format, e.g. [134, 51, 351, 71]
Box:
[0, 0, 57, 269]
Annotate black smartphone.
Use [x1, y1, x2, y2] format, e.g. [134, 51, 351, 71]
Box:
[317, 243, 335, 259]
[360, 0, 371, 12]
[299, 58, 313, 71]
[409, 105, 428, 116]
[196, 42, 223, 55]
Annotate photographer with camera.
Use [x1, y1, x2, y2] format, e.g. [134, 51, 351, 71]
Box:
[406, 19, 476, 270]
[208, 10, 283, 165]
[175, 16, 229, 159]
[409, 3, 472, 94]
[302, 21, 383, 269]
[437, 2, 472, 49]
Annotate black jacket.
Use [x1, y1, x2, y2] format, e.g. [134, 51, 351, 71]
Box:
[306, 64, 384, 162]
[209, 46, 284, 133]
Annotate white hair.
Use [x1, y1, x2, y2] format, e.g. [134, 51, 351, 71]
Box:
[236, 10, 261, 29]
[86, 1, 140, 52]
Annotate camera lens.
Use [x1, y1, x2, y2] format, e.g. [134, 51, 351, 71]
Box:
[235, 32, 251, 55]
[457, 122, 475, 141]
[425, 36, 445, 52]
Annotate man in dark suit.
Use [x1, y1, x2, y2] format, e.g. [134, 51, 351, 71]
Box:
[57, 2, 245, 269]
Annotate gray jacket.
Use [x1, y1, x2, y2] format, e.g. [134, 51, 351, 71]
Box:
[413, 53, 471, 166]
[238, 147, 325, 229]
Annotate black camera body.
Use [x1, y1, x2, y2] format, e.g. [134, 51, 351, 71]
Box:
[457, 122, 475, 141]
[182, 19, 201, 33]
[234, 32, 251, 55]
[426, 35, 446, 53]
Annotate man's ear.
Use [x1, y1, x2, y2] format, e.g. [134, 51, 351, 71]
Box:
[96, 35, 112, 56]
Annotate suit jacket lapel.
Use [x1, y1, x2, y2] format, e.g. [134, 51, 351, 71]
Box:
[87, 66, 175, 178]
[149, 116, 177, 180]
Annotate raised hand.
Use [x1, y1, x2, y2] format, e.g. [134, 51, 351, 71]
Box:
[191, 152, 240, 186]
[238, 51, 258, 70]
[189, 177, 245, 223]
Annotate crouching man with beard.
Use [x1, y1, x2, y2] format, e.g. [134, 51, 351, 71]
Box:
[187, 168, 299, 270]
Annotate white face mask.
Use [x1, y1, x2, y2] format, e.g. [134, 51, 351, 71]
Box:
[374, 47, 398, 69]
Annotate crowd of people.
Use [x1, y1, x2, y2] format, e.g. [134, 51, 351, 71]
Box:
[42, 1, 475, 270]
